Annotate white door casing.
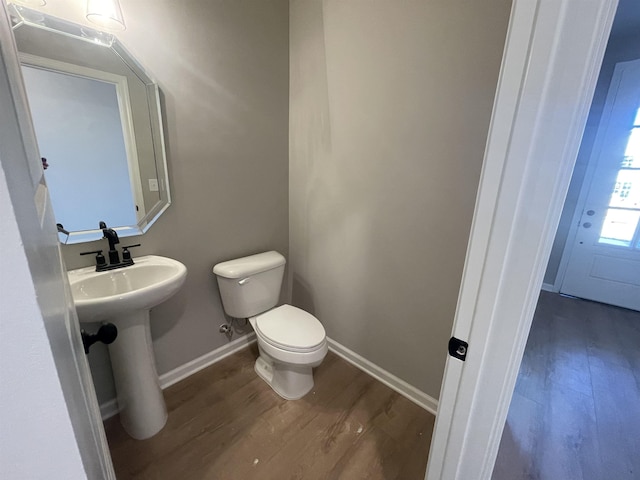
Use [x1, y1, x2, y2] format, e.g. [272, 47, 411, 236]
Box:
[561, 59, 640, 310]
[0, 3, 114, 478]
[425, 0, 617, 479]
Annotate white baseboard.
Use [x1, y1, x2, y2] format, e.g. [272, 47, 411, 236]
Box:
[99, 333, 256, 420]
[326, 337, 438, 415]
[541, 282, 557, 292]
[159, 333, 257, 389]
[100, 333, 438, 420]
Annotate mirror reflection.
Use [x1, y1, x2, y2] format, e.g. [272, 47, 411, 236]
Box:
[10, 4, 171, 243]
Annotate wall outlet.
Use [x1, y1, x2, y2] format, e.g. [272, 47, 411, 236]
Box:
[148, 178, 159, 191]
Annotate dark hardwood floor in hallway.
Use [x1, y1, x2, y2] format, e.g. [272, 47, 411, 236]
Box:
[104, 346, 435, 479]
[493, 291, 640, 480]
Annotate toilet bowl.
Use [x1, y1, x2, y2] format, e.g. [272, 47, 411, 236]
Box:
[250, 304, 327, 400]
[213, 251, 327, 400]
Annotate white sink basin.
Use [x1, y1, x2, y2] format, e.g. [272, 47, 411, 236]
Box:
[69, 255, 187, 323]
[68, 254, 187, 440]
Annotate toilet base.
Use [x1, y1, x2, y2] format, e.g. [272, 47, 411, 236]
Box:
[254, 352, 314, 400]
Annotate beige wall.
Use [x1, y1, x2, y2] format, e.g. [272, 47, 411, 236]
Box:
[544, 27, 640, 286]
[289, 0, 511, 398]
[36, 0, 289, 403]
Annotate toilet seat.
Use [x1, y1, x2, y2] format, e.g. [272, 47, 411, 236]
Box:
[254, 305, 326, 353]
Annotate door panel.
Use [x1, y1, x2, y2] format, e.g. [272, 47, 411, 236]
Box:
[590, 254, 640, 285]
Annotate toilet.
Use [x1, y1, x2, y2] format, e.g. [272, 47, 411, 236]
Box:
[213, 251, 327, 400]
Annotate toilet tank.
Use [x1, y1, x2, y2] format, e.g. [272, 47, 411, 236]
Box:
[212, 251, 286, 319]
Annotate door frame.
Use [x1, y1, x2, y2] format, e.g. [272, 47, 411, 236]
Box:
[425, 0, 617, 479]
[0, 3, 115, 478]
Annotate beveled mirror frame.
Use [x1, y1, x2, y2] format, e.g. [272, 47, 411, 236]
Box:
[9, 3, 171, 244]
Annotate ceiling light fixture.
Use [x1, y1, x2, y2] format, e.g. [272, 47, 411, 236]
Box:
[13, 0, 47, 6]
[86, 0, 125, 31]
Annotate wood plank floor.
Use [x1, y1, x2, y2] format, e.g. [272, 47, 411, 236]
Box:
[493, 291, 640, 480]
[104, 346, 435, 479]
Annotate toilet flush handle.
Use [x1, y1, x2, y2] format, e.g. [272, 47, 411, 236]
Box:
[238, 277, 250, 285]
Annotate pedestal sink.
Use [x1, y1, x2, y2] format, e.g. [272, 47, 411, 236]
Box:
[68, 255, 187, 439]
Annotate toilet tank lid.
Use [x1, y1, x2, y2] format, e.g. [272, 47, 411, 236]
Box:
[213, 251, 286, 278]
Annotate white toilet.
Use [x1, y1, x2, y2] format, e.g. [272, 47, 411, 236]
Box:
[213, 251, 327, 400]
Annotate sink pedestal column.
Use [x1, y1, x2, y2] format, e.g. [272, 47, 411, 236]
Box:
[108, 310, 167, 439]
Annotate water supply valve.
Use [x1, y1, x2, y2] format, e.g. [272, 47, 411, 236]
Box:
[219, 323, 233, 339]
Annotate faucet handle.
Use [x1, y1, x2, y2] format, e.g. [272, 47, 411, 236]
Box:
[80, 249, 103, 256]
[121, 244, 141, 262]
[80, 249, 107, 270]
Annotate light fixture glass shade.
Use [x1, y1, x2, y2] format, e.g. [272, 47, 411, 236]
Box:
[13, 0, 47, 6]
[86, 0, 125, 31]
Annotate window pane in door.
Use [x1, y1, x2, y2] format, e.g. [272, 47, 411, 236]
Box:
[608, 169, 640, 208]
[598, 208, 640, 247]
[622, 127, 640, 168]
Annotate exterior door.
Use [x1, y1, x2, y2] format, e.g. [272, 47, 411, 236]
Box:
[561, 59, 640, 311]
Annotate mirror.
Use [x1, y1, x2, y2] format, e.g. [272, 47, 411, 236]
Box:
[9, 4, 171, 243]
